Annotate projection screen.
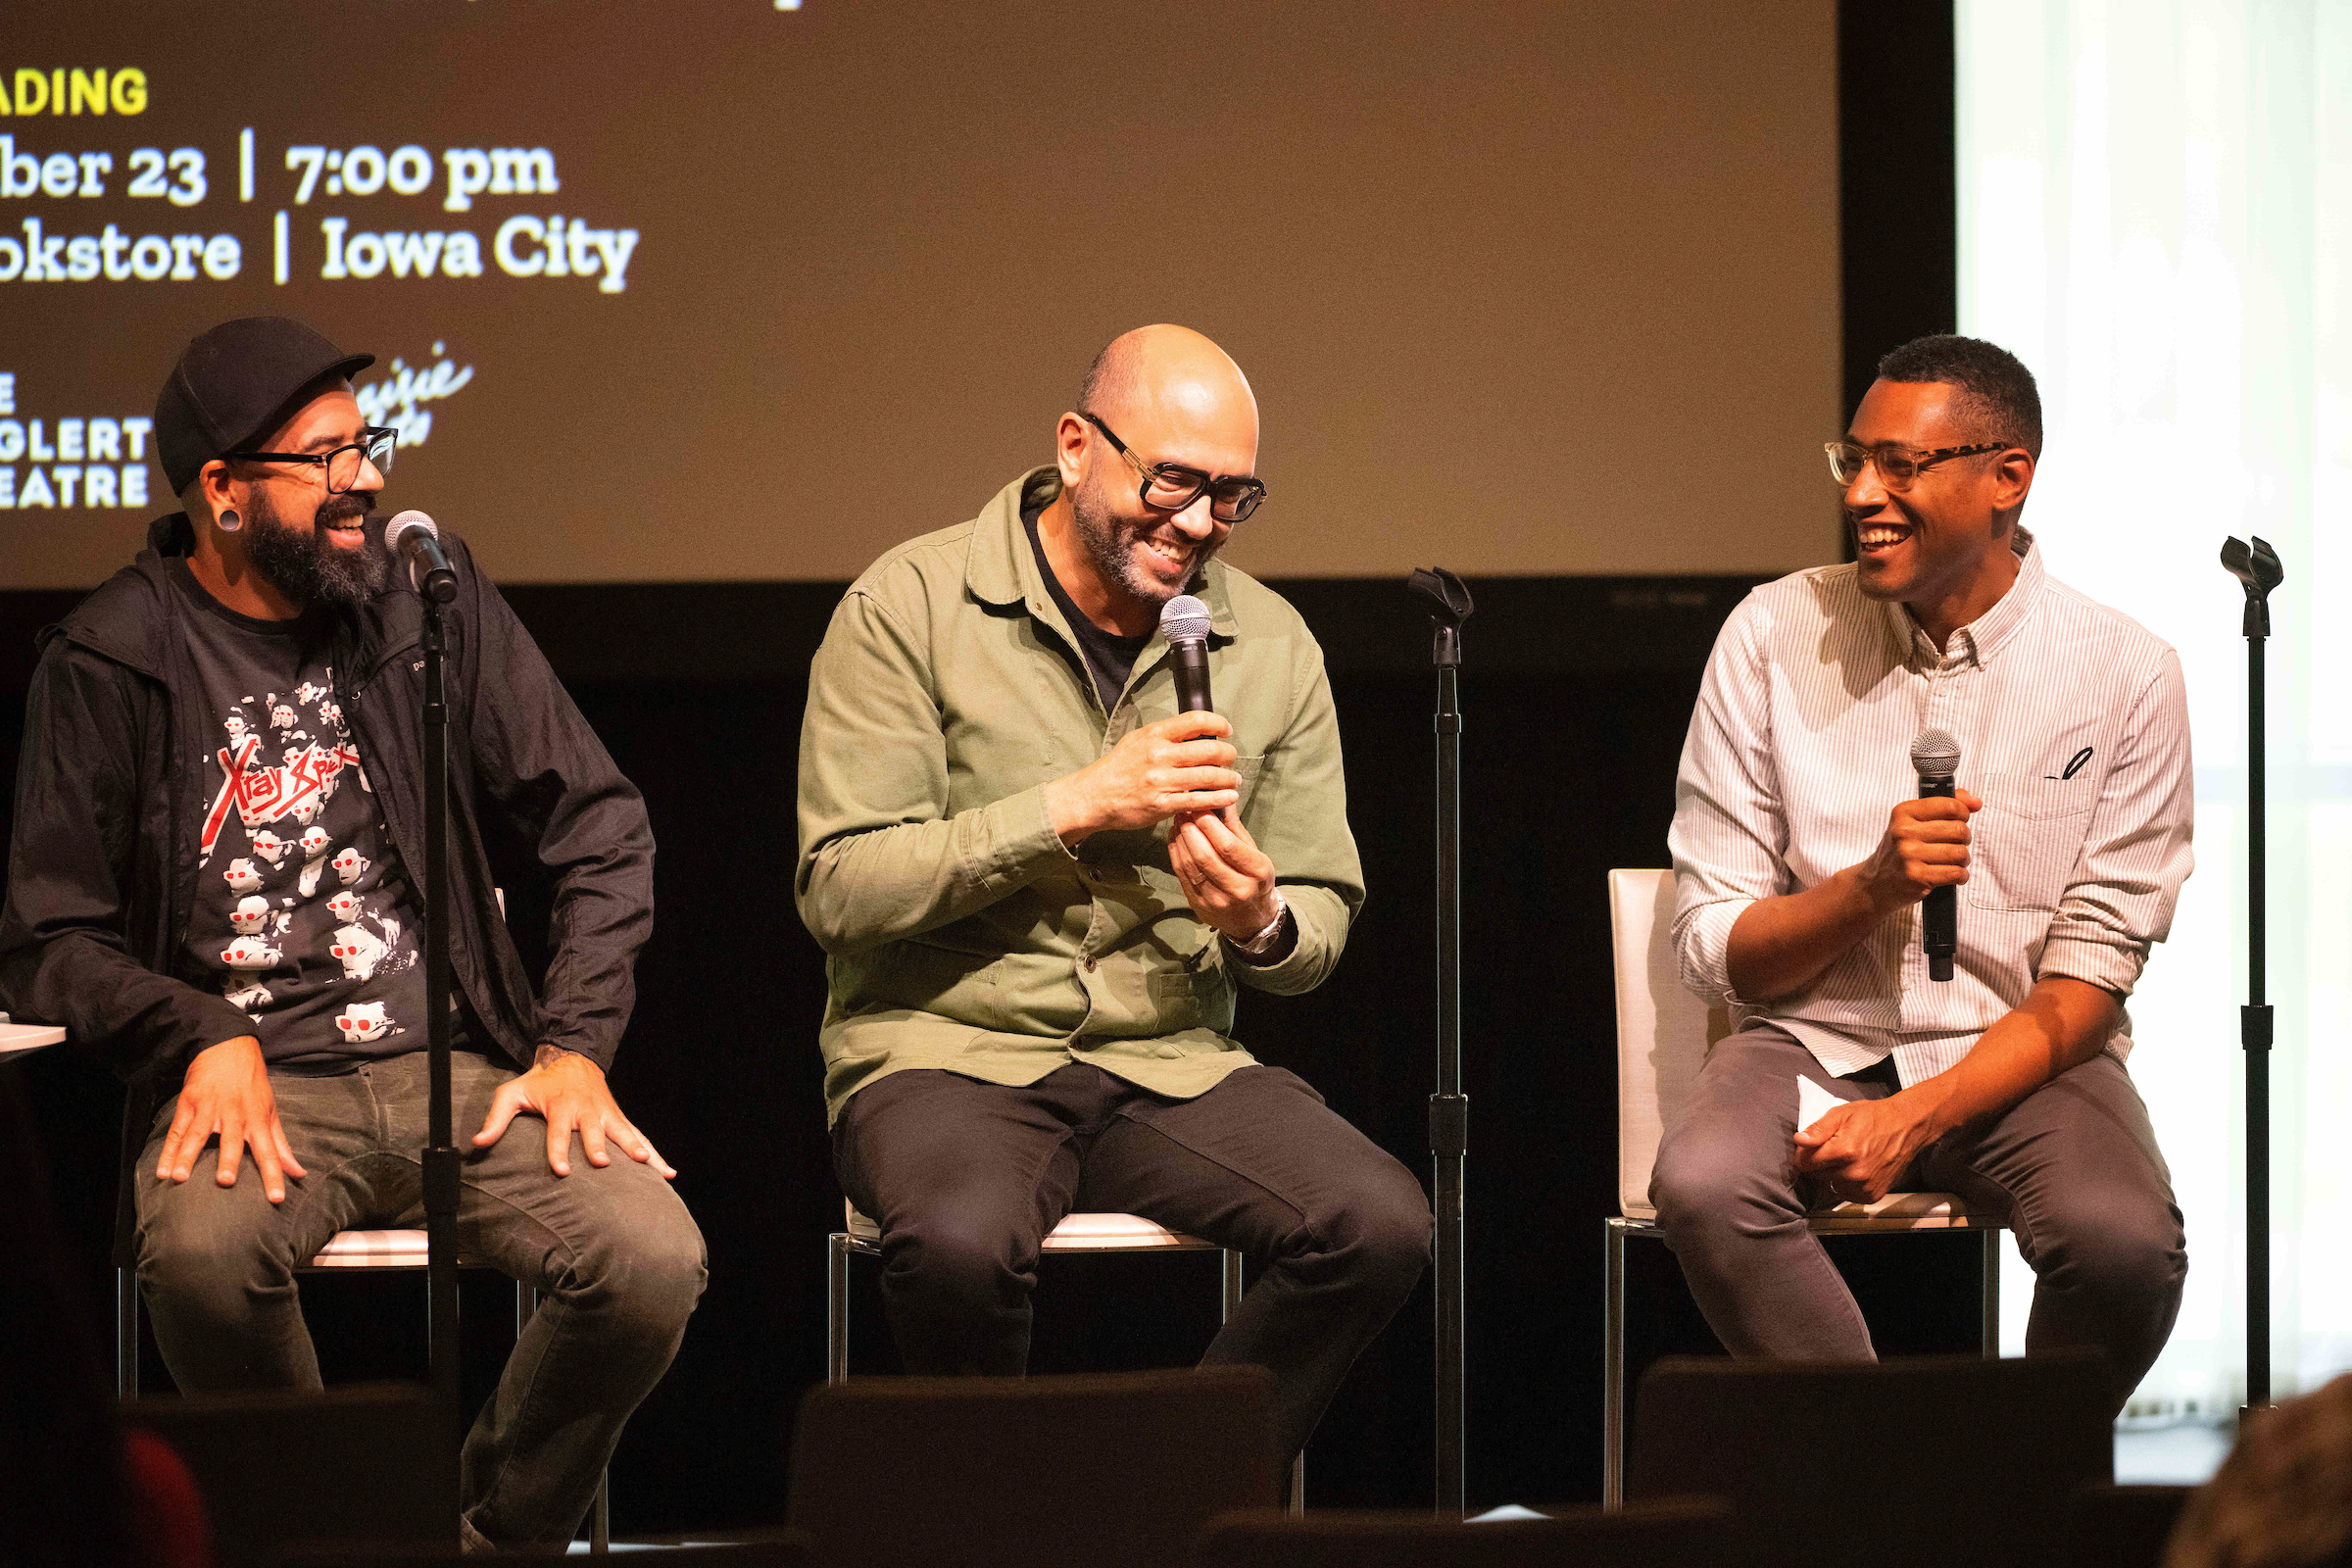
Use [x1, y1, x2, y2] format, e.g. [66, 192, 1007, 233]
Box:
[0, 2, 1839, 587]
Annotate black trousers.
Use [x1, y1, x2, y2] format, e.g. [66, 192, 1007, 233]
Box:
[832, 1061, 1432, 1463]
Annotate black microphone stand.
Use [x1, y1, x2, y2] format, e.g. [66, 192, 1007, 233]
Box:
[416, 565, 464, 1532]
[2221, 535, 2282, 1414]
[1408, 566, 1473, 1516]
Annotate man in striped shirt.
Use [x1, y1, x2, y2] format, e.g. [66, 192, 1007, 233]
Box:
[1657, 335, 2193, 1416]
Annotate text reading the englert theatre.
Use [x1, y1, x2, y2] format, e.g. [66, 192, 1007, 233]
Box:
[0, 112, 640, 291]
[0, 373, 155, 512]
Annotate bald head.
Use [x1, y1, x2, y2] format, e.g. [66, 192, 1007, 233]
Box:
[1076, 324, 1257, 446]
[1044, 325, 1260, 636]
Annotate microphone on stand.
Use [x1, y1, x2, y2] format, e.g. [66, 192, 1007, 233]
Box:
[1160, 594, 1213, 713]
[386, 510, 457, 604]
[1911, 727, 1962, 981]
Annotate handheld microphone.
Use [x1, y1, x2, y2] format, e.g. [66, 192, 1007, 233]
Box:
[1910, 727, 1962, 982]
[1160, 594, 1213, 714]
[386, 511, 457, 605]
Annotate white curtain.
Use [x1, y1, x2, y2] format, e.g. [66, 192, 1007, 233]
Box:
[1956, 0, 2352, 1420]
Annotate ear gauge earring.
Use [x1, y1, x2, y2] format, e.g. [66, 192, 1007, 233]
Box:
[218, 510, 241, 533]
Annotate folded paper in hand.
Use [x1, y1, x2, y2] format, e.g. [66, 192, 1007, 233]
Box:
[1796, 1075, 1840, 1137]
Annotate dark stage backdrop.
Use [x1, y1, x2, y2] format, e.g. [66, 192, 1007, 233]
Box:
[0, 566, 1989, 1525]
[1, 0, 1971, 1529]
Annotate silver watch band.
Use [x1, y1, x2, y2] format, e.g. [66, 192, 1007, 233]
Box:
[1231, 894, 1290, 956]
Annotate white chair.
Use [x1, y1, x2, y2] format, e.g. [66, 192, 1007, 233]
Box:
[1604, 868, 2003, 1504]
[829, 1202, 1305, 1512]
[0, 1018, 70, 1057]
[119, 1230, 612, 1551]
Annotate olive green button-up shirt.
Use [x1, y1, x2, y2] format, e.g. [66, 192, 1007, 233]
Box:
[796, 468, 1365, 1124]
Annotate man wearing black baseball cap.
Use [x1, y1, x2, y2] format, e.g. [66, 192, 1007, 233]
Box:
[0, 318, 705, 1552]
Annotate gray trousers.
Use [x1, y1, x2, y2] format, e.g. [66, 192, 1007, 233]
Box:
[134, 1051, 707, 1549]
[1649, 1024, 2185, 1417]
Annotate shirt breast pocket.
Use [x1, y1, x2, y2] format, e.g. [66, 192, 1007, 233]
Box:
[1965, 773, 2094, 913]
[1233, 755, 1264, 813]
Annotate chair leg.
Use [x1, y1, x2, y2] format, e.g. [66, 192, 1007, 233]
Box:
[1289, 1451, 1305, 1518]
[1981, 1228, 2002, 1358]
[118, 1266, 141, 1399]
[1603, 1220, 1628, 1508]
[828, 1235, 853, 1385]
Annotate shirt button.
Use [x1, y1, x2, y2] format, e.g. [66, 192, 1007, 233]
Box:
[1081, 955, 1097, 971]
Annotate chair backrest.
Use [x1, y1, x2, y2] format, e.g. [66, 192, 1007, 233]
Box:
[2060, 1484, 2193, 1568]
[1193, 1497, 1737, 1567]
[1609, 868, 1734, 1220]
[788, 1367, 1280, 1568]
[122, 1384, 444, 1568]
[1628, 1351, 2113, 1568]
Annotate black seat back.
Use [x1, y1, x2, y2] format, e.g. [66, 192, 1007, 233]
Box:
[788, 1367, 1280, 1568]
[1629, 1351, 2112, 1568]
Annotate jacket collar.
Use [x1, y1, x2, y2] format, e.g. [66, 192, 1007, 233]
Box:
[965, 467, 1242, 640]
[39, 515, 196, 680]
[1883, 524, 2042, 669]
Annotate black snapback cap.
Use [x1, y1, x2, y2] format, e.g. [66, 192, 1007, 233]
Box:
[154, 317, 374, 497]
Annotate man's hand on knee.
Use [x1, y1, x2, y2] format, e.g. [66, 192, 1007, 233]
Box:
[157, 1035, 308, 1204]
[472, 1043, 678, 1180]
[1792, 1094, 1940, 1204]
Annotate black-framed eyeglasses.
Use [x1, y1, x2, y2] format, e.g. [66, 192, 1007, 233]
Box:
[1081, 412, 1267, 523]
[228, 426, 398, 494]
[1825, 439, 2004, 491]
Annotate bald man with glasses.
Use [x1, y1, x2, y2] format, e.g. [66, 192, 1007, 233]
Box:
[1655, 334, 2193, 1419]
[795, 324, 1430, 1472]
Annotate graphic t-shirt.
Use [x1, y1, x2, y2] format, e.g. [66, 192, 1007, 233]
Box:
[1023, 505, 1152, 716]
[172, 562, 434, 1070]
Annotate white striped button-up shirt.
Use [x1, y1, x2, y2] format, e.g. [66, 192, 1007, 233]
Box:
[1667, 528, 2195, 1085]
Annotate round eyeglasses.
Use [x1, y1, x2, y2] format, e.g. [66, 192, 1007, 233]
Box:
[229, 426, 399, 494]
[1082, 413, 1267, 523]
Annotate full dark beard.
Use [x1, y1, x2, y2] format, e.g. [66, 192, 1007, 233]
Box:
[243, 490, 388, 609]
[1069, 472, 1207, 606]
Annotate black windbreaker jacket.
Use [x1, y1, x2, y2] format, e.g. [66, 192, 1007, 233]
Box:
[0, 514, 655, 1099]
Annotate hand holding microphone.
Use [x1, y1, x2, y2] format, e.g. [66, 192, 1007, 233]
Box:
[1041, 598, 1234, 844]
[1151, 594, 1281, 945]
[1859, 728, 1980, 980]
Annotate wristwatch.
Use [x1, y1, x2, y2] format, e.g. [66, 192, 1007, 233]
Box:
[1229, 894, 1291, 958]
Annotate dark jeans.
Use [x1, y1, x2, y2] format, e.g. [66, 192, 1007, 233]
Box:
[1649, 1024, 2186, 1418]
[832, 1061, 1432, 1463]
[134, 1051, 707, 1550]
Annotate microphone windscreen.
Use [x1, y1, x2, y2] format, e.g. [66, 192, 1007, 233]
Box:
[386, 509, 439, 549]
[1910, 727, 1962, 777]
[1159, 594, 1211, 644]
